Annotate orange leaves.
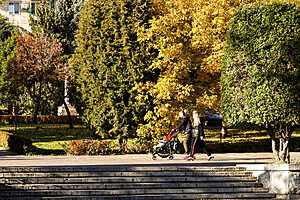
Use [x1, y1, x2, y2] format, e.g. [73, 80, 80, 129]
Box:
[14, 33, 63, 75]
[8, 32, 65, 91]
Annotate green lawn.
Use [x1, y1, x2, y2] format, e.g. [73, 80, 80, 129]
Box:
[203, 128, 300, 153]
[177, 127, 300, 153]
[0, 124, 299, 155]
[0, 124, 95, 155]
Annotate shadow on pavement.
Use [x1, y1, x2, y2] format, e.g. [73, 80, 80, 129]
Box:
[0, 149, 18, 156]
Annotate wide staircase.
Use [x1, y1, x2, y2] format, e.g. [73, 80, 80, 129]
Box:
[291, 169, 300, 200]
[0, 165, 276, 199]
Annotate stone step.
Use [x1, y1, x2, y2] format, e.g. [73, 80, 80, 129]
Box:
[0, 182, 263, 190]
[0, 176, 258, 184]
[0, 166, 275, 199]
[0, 193, 276, 199]
[0, 187, 270, 197]
[291, 195, 300, 199]
[0, 171, 253, 178]
[0, 166, 247, 172]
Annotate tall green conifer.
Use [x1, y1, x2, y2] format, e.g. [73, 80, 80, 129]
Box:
[0, 16, 18, 107]
[70, 0, 154, 146]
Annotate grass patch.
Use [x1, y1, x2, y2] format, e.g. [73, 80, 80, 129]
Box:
[0, 124, 299, 155]
[0, 124, 95, 155]
[0, 124, 95, 141]
[177, 127, 300, 153]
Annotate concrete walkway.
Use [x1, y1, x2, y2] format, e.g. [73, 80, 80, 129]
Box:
[0, 148, 300, 167]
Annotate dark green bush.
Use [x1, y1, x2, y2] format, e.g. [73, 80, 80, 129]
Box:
[0, 131, 33, 154]
[0, 115, 82, 124]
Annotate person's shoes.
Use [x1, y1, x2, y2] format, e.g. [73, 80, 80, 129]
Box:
[187, 156, 195, 161]
[208, 156, 214, 161]
[184, 155, 196, 160]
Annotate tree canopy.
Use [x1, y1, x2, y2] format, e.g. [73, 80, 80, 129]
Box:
[137, 0, 249, 140]
[0, 16, 14, 42]
[136, 0, 298, 141]
[8, 33, 65, 123]
[30, 0, 83, 55]
[69, 0, 154, 146]
[221, 2, 299, 162]
[0, 16, 18, 108]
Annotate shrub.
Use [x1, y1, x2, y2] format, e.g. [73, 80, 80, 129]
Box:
[65, 140, 117, 155]
[0, 115, 82, 124]
[37, 115, 82, 124]
[126, 139, 154, 154]
[0, 131, 33, 154]
[0, 131, 10, 149]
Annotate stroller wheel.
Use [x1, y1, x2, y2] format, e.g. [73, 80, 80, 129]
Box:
[152, 155, 157, 160]
[168, 155, 174, 160]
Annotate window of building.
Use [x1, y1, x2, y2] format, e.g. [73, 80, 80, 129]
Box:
[9, 2, 20, 14]
[30, 2, 36, 15]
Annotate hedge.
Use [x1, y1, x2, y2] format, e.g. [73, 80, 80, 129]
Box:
[0, 131, 33, 154]
[0, 115, 83, 124]
[65, 140, 116, 155]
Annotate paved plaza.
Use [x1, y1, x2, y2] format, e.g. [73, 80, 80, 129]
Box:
[0, 148, 300, 167]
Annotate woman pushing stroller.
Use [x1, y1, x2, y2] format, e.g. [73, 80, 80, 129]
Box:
[174, 110, 214, 161]
[173, 110, 192, 159]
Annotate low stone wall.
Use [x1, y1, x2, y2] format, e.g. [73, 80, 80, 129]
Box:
[238, 164, 300, 199]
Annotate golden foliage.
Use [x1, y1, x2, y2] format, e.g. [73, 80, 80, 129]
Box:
[137, 0, 298, 140]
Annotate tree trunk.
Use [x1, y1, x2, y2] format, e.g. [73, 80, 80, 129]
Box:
[31, 82, 42, 124]
[279, 138, 289, 163]
[267, 125, 292, 163]
[118, 136, 128, 152]
[32, 100, 40, 124]
[278, 125, 293, 163]
[220, 120, 227, 143]
[63, 99, 74, 129]
[267, 127, 279, 161]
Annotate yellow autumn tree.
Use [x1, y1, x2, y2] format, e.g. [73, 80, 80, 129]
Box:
[137, 0, 297, 141]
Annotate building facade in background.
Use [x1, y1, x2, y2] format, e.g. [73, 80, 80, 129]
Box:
[0, 0, 57, 31]
[0, 0, 77, 116]
[0, 0, 40, 31]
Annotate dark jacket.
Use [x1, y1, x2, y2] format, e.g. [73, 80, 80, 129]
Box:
[175, 115, 192, 134]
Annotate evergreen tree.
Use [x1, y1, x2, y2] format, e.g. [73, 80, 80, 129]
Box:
[55, 0, 83, 55]
[69, 0, 154, 147]
[0, 16, 14, 42]
[30, 0, 84, 55]
[54, 0, 85, 118]
[0, 16, 18, 109]
[30, 0, 57, 36]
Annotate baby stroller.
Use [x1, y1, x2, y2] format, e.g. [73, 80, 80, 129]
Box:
[152, 129, 179, 160]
